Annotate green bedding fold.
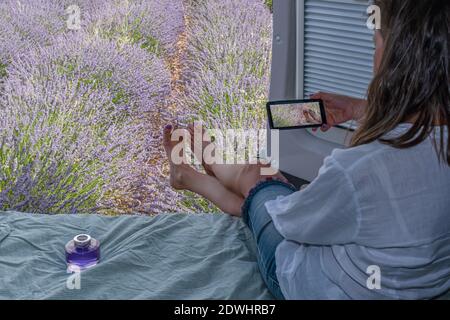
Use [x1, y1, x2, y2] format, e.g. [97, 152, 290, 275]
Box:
[0, 211, 273, 300]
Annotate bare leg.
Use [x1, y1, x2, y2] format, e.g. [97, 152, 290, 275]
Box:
[164, 124, 244, 216]
[187, 124, 289, 198]
[187, 123, 216, 176]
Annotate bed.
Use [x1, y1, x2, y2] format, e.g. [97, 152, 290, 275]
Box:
[0, 211, 273, 300]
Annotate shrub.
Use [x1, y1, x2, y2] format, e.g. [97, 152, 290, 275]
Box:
[180, 0, 272, 131]
[0, 0, 67, 64]
[0, 34, 177, 214]
[66, 0, 185, 56]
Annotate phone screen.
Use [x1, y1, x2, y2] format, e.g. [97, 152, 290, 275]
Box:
[267, 100, 326, 130]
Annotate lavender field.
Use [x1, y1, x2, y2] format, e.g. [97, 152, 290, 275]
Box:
[0, 0, 273, 215]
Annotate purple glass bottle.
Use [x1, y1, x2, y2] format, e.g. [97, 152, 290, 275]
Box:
[65, 234, 100, 272]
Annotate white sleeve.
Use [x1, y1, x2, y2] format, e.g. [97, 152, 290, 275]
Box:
[265, 155, 360, 245]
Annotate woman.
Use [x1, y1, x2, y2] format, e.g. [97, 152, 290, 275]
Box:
[163, 0, 450, 299]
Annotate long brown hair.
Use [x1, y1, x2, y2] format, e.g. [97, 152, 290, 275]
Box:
[351, 0, 450, 165]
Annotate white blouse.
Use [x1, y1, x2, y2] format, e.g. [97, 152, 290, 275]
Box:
[266, 124, 450, 299]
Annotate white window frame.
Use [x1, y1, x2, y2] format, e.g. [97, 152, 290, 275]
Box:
[270, 0, 373, 181]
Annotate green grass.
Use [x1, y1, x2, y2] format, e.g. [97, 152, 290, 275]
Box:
[0, 115, 105, 213]
[0, 62, 8, 78]
[129, 28, 162, 56]
[180, 190, 220, 213]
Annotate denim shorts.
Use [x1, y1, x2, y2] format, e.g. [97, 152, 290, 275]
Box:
[241, 179, 297, 300]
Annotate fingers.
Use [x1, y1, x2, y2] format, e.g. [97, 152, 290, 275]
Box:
[311, 92, 333, 111]
[310, 92, 321, 99]
[310, 91, 328, 100]
[312, 124, 331, 133]
[311, 92, 335, 109]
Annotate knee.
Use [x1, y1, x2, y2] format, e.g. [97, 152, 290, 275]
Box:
[225, 197, 244, 217]
[237, 165, 263, 197]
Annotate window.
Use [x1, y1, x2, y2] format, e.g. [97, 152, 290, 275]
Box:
[297, 0, 375, 100]
[269, 0, 375, 181]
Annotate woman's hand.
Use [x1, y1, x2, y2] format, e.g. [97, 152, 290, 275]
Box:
[310, 92, 367, 132]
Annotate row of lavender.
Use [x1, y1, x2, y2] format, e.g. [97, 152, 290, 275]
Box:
[0, 0, 185, 214]
[174, 0, 273, 212]
[181, 0, 272, 131]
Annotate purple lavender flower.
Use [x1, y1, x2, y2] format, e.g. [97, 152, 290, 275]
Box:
[0, 7, 179, 214]
[0, 0, 272, 215]
[63, 0, 185, 56]
[178, 0, 272, 132]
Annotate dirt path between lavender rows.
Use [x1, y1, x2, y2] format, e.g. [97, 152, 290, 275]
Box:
[168, 10, 190, 114]
[114, 4, 192, 215]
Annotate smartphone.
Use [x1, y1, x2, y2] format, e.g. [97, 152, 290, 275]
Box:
[266, 99, 327, 130]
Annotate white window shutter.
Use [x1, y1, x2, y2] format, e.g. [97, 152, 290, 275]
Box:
[300, 0, 374, 99]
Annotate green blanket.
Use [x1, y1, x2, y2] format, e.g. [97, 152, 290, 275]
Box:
[0, 211, 273, 300]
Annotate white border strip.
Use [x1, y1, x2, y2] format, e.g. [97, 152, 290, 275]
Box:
[295, 0, 305, 99]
